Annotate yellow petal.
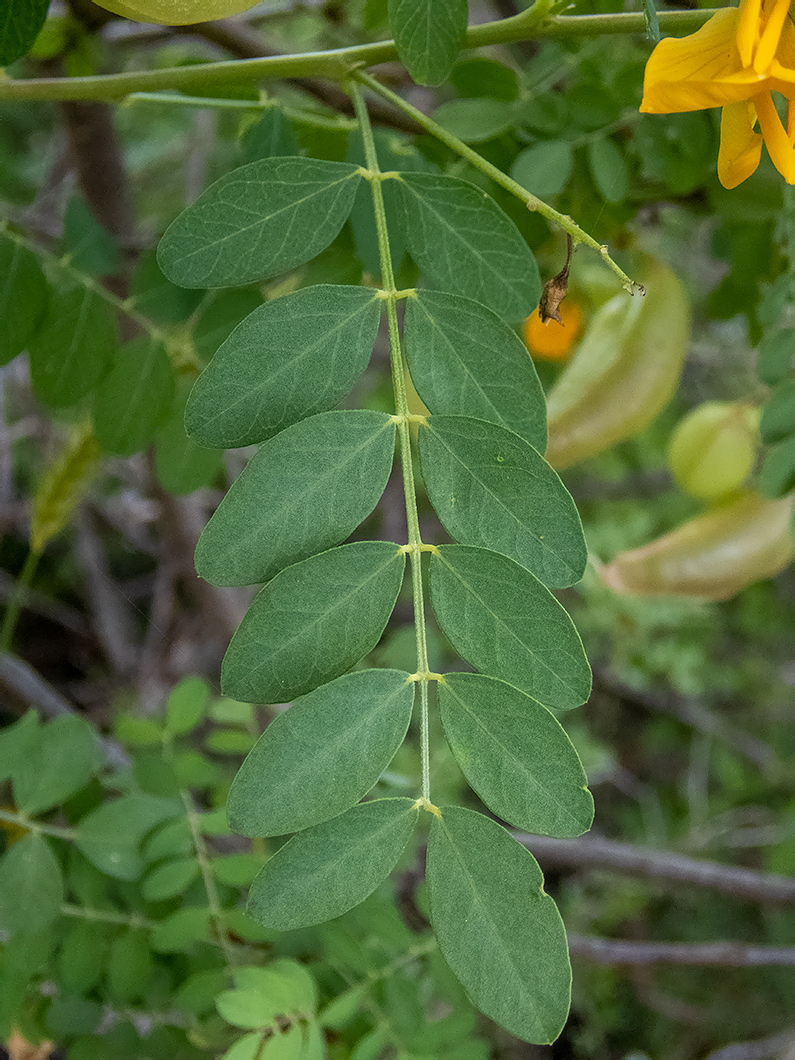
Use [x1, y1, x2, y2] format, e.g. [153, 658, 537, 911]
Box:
[755, 89, 795, 180]
[768, 17, 795, 94]
[753, 0, 791, 72]
[717, 100, 763, 186]
[736, 0, 762, 67]
[640, 10, 760, 113]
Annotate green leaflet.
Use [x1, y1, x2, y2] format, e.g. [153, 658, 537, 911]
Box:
[387, 0, 469, 86]
[0, 833, 64, 936]
[62, 196, 120, 278]
[107, 929, 153, 1004]
[222, 1028, 304, 1060]
[430, 545, 591, 710]
[0, 238, 48, 366]
[760, 379, 795, 444]
[28, 286, 116, 408]
[404, 289, 546, 450]
[395, 172, 540, 323]
[155, 383, 224, 495]
[128, 248, 204, 326]
[427, 806, 571, 1045]
[757, 328, 795, 385]
[222, 961, 317, 1026]
[222, 542, 406, 704]
[12, 714, 101, 816]
[186, 285, 382, 448]
[165, 676, 210, 735]
[195, 410, 396, 587]
[247, 798, 418, 930]
[439, 672, 594, 837]
[418, 416, 586, 588]
[75, 795, 181, 881]
[759, 436, 795, 497]
[0, 0, 49, 65]
[157, 158, 363, 289]
[142, 858, 200, 902]
[240, 108, 299, 164]
[435, 98, 515, 144]
[192, 289, 265, 360]
[587, 138, 630, 204]
[92, 337, 175, 457]
[227, 670, 415, 837]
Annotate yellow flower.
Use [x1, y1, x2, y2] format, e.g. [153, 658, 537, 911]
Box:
[640, 0, 795, 188]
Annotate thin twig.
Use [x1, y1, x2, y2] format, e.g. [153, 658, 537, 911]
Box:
[568, 936, 795, 967]
[705, 1027, 795, 1060]
[595, 668, 779, 775]
[515, 833, 795, 904]
[76, 508, 139, 678]
[179, 19, 420, 133]
[0, 657, 129, 769]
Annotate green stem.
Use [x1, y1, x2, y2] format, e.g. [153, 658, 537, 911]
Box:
[322, 937, 436, 1020]
[349, 81, 432, 803]
[179, 788, 238, 971]
[354, 70, 643, 295]
[0, 9, 719, 104]
[0, 550, 41, 654]
[0, 806, 77, 840]
[0, 221, 200, 371]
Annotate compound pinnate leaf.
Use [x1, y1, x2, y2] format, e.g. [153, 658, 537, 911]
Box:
[0, 833, 64, 936]
[92, 337, 175, 457]
[195, 410, 396, 587]
[0, 0, 49, 65]
[157, 158, 362, 289]
[222, 542, 406, 704]
[395, 172, 540, 322]
[430, 545, 591, 710]
[228, 670, 414, 837]
[427, 806, 571, 1044]
[388, 0, 468, 86]
[186, 285, 381, 448]
[247, 798, 418, 930]
[0, 238, 48, 366]
[28, 286, 116, 409]
[404, 289, 546, 450]
[439, 672, 593, 837]
[418, 416, 586, 588]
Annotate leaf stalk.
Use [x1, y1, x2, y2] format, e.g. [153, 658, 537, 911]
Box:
[349, 80, 433, 803]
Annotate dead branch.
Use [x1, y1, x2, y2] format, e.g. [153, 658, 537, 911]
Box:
[516, 833, 795, 904]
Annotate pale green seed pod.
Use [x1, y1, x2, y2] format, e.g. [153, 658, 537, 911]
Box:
[545, 259, 690, 470]
[92, 0, 260, 25]
[599, 491, 794, 601]
[668, 401, 760, 502]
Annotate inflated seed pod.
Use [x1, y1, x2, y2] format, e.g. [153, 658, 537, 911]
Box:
[600, 491, 794, 601]
[544, 260, 690, 470]
[668, 401, 760, 502]
[92, 0, 259, 24]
